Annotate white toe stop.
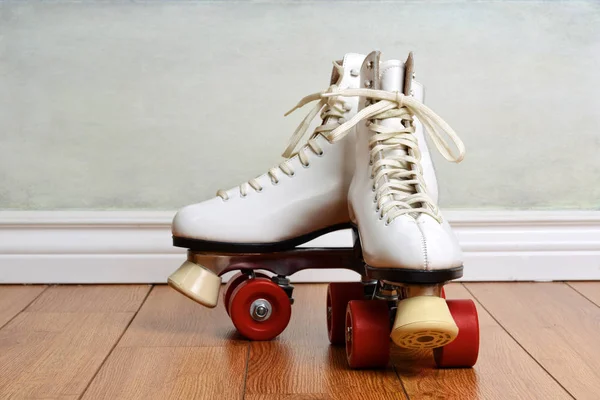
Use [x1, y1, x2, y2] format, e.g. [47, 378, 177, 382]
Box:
[168, 261, 222, 308]
[390, 295, 459, 349]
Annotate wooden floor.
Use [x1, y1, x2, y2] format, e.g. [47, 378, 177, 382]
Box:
[1, 283, 599, 399]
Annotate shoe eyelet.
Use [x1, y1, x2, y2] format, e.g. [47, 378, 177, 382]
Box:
[302, 162, 310, 169]
[367, 61, 374, 69]
[384, 220, 390, 226]
[240, 193, 247, 199]
[316, 150, 324, 157]
[289, 171, 295, 177]
[371, 186, 376, 192]
[256, 187, 263, 193]
[364, 80, 372, 88]
[378, 214, 383, 220]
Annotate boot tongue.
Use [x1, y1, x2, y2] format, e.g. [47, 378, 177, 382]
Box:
[379, 52, 413, 93]
[379, 60, 405, 92]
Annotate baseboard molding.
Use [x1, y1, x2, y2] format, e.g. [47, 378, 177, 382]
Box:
[1, 210, 599, 283]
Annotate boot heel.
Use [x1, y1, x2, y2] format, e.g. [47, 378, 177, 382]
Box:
[391, 295, 458, 349]
[168, 261, 222, 308]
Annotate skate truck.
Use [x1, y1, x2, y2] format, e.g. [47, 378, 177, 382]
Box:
[168, 232, 479, 369]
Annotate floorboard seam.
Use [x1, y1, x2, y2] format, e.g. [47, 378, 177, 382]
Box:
[565, 282, 600, 308]
[240, 343, 251, 400]
[77, 284, 154, 400]
[0, 285, 49, 330]
[461, 283, 577, 400]
[392, 364, 411, 400]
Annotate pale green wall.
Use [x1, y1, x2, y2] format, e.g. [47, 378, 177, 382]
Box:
[1, 1, 599, 210]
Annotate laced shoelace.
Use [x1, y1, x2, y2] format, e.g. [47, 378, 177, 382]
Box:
[217, 65, 350, 200]
[320, 88, 465, 224]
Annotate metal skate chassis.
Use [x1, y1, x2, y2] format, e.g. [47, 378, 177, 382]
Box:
[186, 247, 445, 298]
[188, 247, 361, 279]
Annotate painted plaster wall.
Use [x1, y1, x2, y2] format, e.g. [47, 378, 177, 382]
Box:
[1, 1, 599, 210]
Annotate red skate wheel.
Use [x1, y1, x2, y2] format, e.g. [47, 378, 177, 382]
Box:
[229, 278, 291, 341]
[223, 272, 268, 316]
[433, 299, 479, 368]
[327, 282, 365, 345]
[345, 300, 390, 368]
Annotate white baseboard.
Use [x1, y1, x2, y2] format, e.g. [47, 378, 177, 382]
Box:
[0, 210, 599, 283]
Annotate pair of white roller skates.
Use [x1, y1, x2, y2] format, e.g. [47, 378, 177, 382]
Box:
[168, 51, 479, 369]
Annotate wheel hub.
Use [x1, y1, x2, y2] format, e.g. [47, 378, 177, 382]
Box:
[250, 298, 272, 321]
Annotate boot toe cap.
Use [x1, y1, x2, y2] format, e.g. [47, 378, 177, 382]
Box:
[416, 215, 463, 270]
[361, 214, 463, 272]
[172, 201, 222, 240]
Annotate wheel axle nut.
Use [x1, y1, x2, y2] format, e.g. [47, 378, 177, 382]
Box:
[250, 298, 272, 322]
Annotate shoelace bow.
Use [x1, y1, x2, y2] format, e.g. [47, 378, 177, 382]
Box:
[216, 75, 349, 200]
[320, 89, 466, 223]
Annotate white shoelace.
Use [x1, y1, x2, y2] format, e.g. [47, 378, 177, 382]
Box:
[321, 89, 465, 223]
[217, 65, 350, 200]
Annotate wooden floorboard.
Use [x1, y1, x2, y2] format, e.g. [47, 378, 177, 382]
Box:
[25, 284, 151, 313]
[0, 285, 47, 328]
[245, 393, 408, 400]
[82, 285, 248, 400]
[567, 282, 600, 307]
[2, 282, 599, 399]
[392, 284, 572, 400]
[0, 285, 150, 400]
[117, 284, 245, 348]
[82, 346, 248, 400]
[466, 282, 600, 400]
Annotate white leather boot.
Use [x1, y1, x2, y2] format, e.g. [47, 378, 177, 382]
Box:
[325, 51, 466, 349]
[169, 53, 365, 307]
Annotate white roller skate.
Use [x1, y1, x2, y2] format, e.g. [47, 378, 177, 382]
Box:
[169, 53, 367, 328]
[323, 51, 479, 368]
